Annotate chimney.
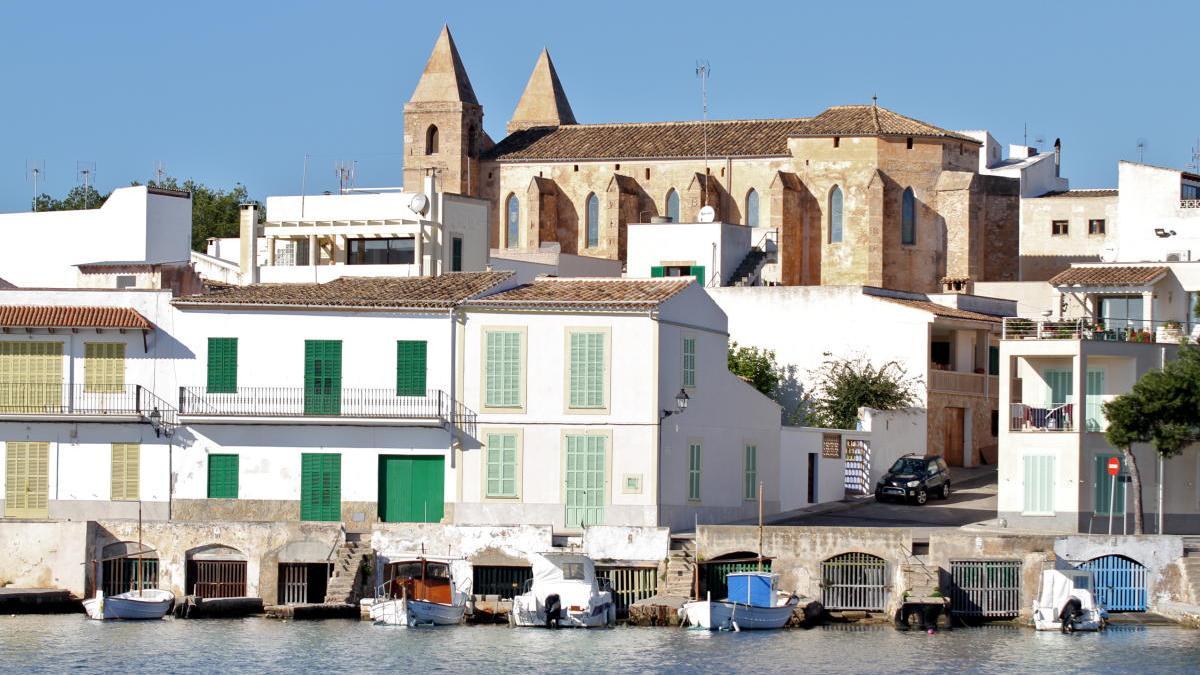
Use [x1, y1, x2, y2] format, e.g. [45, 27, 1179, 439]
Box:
[239, 203, 259, 284]
[941, 276, 974, 295]
[1053, 138, 1062, 178]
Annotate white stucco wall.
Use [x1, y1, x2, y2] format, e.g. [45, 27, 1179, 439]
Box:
[779, 427, 847, 511]
[1116, 162, 1200, 263]
[626, 221, 751, 286]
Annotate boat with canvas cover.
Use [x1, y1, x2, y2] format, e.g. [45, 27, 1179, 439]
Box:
[510, 553, 615, 628]
[369, 556, 473, 626]
[1032, 568, 1107, 632]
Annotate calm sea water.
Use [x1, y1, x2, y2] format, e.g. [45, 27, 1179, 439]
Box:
[1, 616, 1198, 674]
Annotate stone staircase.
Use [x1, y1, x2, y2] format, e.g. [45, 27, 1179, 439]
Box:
[901, 560, 940, 599]
[663, 539, 697, 599]
[728, 247, 768, 287]
[1180, 537, 1200, 604]
[323, 540, 370, 605]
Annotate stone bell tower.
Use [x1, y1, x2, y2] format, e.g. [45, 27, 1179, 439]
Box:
[403, 25, 484, 196]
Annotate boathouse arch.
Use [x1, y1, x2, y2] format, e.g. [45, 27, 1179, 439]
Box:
[185, 544, 249, 599]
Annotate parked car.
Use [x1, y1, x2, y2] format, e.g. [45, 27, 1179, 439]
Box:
[874, 455, 951, 505]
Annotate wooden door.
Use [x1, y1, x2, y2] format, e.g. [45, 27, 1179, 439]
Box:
[944, 407, 965, 466]
[378, 455, 444, 523]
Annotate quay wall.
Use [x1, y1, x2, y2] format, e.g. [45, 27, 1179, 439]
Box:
[0, 520, 90, 596]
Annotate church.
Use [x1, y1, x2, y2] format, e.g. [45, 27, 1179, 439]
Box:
[403, 26, 1019, 294]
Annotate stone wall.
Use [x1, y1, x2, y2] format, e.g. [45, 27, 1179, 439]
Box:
[0, 520, 91, 595]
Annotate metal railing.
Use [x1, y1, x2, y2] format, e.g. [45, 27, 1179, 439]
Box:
[1010, 403, 1074, 432]
[0, 382, 175, 421]
[178, 386, 477, 433]
[928, 370, 998, 396]
[1002, 317, 1194, 344]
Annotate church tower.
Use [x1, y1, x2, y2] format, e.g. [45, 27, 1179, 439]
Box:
[404, 26, 483, 196]
[507, 48, 576, 134]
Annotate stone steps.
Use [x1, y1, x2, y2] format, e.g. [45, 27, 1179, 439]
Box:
[1180, 558, 1200, 604]
[663, 550, 695, 598]
[323, 542, 371, 605]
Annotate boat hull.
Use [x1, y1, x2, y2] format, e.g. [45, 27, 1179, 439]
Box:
[681, 597, 798, 631]
[84, 590, 175, 620]
[511, 596, 614, 628]
[1033, 607, 1106, 632]
[370, 598, 466, 626]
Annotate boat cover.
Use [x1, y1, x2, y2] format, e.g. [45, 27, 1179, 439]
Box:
[1036, 570, 1097, 616]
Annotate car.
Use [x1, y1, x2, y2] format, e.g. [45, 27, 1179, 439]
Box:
[874, 455, 951, 505]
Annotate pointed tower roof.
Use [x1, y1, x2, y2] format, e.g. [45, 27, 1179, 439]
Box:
[507, 49, 576, 134]
[409, 25, 479, 106]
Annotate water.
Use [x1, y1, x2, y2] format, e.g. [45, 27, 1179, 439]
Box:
[1, 616, 1198, 674]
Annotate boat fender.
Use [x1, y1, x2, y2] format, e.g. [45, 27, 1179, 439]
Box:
[545, 593, 562, 629]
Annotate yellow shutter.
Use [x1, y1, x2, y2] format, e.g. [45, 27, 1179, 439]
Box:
[85, 343, 125, 393]
[0, 342, 64, 412]
[4, 441, 49, 518]
[111, 443, 140, 501]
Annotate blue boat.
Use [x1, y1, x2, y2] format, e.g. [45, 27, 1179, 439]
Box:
[681, 571, 799, 631]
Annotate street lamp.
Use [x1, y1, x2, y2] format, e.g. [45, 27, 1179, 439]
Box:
[148, 407, 172, 438]
[661, 388, 689, 420]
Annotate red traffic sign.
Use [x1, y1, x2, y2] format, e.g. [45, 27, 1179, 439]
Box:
[1107, 457, 1121, 476]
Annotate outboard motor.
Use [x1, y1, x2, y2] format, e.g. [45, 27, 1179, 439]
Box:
[544, 593, 562, 629]
[1059, 596, 1084, 633]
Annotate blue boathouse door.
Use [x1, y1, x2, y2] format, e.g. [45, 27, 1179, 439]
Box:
[1079, 555, 1146, 612]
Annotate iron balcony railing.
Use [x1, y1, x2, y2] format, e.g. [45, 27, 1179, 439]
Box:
[1010, 403, 1074, 432]
[178, 386, 477, 433]
[0, 382, 174, 420]
[1002, 317, 1195, 344]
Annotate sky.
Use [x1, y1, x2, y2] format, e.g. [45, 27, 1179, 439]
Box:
[1, 0, 1197, 212]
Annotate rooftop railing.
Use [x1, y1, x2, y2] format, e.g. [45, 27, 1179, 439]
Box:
[1002, 317, 1195, 344]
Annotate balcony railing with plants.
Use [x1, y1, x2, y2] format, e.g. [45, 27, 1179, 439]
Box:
[178, 386, 477, 434]
[0, 383, 178, 429]
[1002, 317, 1194, 344]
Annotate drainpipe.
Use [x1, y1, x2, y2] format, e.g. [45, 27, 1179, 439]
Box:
[1158, 345, 1166, 534]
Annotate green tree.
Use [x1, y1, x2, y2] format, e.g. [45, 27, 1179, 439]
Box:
[727, 341, 778, 398]
[1103, 345, 1200, 534]
[806, 356, 921, 430]
[141, 176, 250, 251]
[31, 185, 109, 211]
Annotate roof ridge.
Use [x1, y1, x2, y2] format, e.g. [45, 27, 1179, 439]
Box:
[535, 117, 811, 130]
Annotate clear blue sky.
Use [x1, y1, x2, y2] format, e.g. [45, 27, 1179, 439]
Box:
[1, 0, 1196, 212]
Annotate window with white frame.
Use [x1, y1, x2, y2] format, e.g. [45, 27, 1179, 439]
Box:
[485, 433, 518, 498]
[484, 330, 522, 408]
[568, 330, 606, 409]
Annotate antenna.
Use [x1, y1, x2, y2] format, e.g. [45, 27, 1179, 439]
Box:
[335, 160, 357, 194]
[1135, 138, 1148, 164]
[695, 60, 711, 209]
[76, 161, 97, 208]
[26, 160, 45, 212]
[1188, 138, 1200, 174]
[154, 161, 168, 186]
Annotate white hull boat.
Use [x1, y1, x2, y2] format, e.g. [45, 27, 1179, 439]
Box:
[370, 597, 467, 626]
[509, 553, 615, 628]
[1032, 568, 1107, 632]
[83, 590, 175, 621]
[681, 594, 799, 631]
[511, 597, 614, 628]
[372, 556, 473, 627]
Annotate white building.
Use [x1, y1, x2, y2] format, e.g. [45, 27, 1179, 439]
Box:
[626, 218, 779, 287]
[0, 186, 194, 289]
[960, 131, 1068, 198]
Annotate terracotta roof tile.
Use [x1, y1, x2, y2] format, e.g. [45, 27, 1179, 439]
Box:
[0, 305, 152, 329]
[1039, 189, 1119, 198]
[1049, 266, 1168, 287]
[484, 118, 812, 161]
[790, 105, 979, 143]
[173, 271, 514, 310]
[877, 297, 1001, 323]
[468, 277, 692, 310]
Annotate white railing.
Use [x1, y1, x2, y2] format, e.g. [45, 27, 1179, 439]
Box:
[1002, 317, 1194, 344]
[928, 370, 998, 396]
[1010, 403, 1074, 432]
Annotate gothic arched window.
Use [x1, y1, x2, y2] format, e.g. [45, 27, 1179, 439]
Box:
[901, 187, 916, 245]
[505, 194, 520, 248]
[829, 185, 843, 243]
[586, 193, 600, 248]
[426, 125, 439, 155]
[745, 189, 759, 227]
[666, 189, 680, 222]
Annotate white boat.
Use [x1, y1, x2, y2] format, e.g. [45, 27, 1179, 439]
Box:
[511, 553, 615, 628]
[1032, 568, 1108, 632]
[83, 589, 175, 620]
[370, 556, 473, 627]
[681, 572, 799, 631]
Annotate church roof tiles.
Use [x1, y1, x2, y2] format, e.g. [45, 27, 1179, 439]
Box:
[789, 105, 979, 142]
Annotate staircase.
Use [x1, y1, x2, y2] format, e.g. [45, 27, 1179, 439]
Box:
[728, 247, 768, 287]
[663, 538, 697, 599]
[323, 540, 370, 605]
[899, 544, 940, 600]
[1180, 537, 1200, 604]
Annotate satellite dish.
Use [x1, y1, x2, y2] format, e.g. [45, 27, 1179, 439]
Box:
[1099, 244, 1118, 263]
[409, 193, 429, 215]
[697, 205, 716, 223]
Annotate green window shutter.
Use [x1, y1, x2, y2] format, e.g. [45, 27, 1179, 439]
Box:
[1085, 370, 1105, 431]
[688, 442, 702, 501]
[568, 332, 605, 409]
[485, 331, 521, 408]
[650, 266, 664, 278]
[744, 445, 758, 500]
[207, 338, 238, 394]
[988, 346, 1000, 376]
[301, 453, 341, 521]
[1045, 369, 1073, 407]
[396, 340, 428, 396]
[1023, 455, 1055, 515]
[682, 337, 696, 388]
[486, 433, 518, 497]
[451, 237, 464, 272]
[207, 454, 239, 499]
[689, 265, 705, 286]
[1094, 454, 1126, 516]
[304, 340, 343, 415]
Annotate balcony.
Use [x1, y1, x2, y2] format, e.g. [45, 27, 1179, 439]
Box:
[178, 387, 476, 435]
[928, 370, 999, 396]
[1181, 199, 1200, 209]
[1010, 403, 1074, 432]
[1002, 317, 1193, 345]
[0, 383, 178, 428]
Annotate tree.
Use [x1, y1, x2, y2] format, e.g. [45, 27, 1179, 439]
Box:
[1103, 344, 1200, 534]
[140, 176, 250, 252]
[31, 185, 109, 211]
[728, 341, 778, 398]
[806, 356, 921, 430]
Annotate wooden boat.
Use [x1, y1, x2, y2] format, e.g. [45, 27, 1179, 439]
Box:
[1033, 569, 1107, 632]
[681, 572, 799, 631]
[84, 589, 175, 620]
[510, 553, 615, 628]
[370, 556, 472, 627]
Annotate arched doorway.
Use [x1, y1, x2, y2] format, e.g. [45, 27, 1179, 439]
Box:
[186, 544, 248, 599]
[700, 551, 772, 600]
[100, 541, 159, 597]
[1078, 554, 1146, 611]
[821, 552, 886, 611]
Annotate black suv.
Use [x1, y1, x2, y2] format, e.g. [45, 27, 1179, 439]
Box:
[874, 455, 951, 505]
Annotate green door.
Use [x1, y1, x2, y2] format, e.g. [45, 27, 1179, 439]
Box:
[378, 455, 445, 523]
[300, 453, 341, 521]
[565, 435, 606, 529]
[304, 340, 342, 415]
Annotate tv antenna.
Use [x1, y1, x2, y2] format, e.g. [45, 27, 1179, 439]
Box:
[154, 161, 168, 185]
[696, 60, 711, 207]
[1187, 138, 1200, 174]
[1135, 138, 1148, 164]
[335, 160, 357, 194]
[76, 161, 97, 208]
[26, 160, 45, 211]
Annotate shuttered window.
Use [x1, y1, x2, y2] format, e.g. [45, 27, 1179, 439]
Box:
[300, 453, 341, 521]
[682, 337, 696, 388]
[688, 442, 702, 501]
[207, 454, 239, 499]
[206, 338, 238, 394]
[744, 445, 758, 500]
[85, 343, 125, 393]
[111, 443, 140, 501]
[568, 331, 605, 409]
[1085, 369, 1106, 431]
[484, 331, 521, 408]
[0, 342, 63, 412]
[1045, 369, 1073, 407]
[303, 340, 342, 416]
[5, 441, 49, 518]
[1022, 455, 1055, 515]
[396, 340, 428, 396]
[1094, 454, 1127, 516]
[485, 433, 518, 498]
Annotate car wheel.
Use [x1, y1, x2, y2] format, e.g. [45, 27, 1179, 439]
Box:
[941, 483, 951, 499]
[915, 489, 928, 505]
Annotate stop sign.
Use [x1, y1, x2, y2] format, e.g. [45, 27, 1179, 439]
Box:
[1107, 457, 1121, 476]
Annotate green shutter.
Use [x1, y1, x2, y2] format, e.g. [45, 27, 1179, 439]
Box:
[1045, 369, 1073, 407]
[207, 454, 239, 499]
[682, 337, 696, 388]
[304, 340, 342, 415]
[988, 346, 1000, 376]
[688, 442, 702, 501]
[1023, 455, 1055, 515]
[451, 237, 463, 272]
[689, 265, 705, 285]
[301, 453, 341, 521]
[744, 445, 758, 500]
[1094, 454, 1126, 516]
[1085, 369, 1105, 431]
[378, 455, 445, 522]
[650, 266, 664, 278]
[207, 338, 238, 394]
[485, 331, 521, 408]
[565, 435, 606, 528]
[486, 434, 518, 498]
[568, 332, 605, 409]
[396, 340, 428, 396]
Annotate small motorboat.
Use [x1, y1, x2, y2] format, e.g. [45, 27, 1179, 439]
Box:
[370, 556, 473, 626]
[510, 553, 615, 628]
[1033, 568, 1108, 632]
[83, 589, 175, 620]
[681, 572, 799, 631]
